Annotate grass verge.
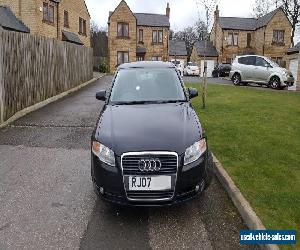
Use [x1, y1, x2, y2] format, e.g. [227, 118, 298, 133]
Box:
[187, 83, 300, 249]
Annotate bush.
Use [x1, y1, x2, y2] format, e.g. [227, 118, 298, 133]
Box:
[98, 59, 107, 73]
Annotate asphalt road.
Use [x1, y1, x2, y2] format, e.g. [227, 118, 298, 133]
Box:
[0, 76, 257, 250]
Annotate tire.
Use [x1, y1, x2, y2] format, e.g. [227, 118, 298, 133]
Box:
[232, 73, 241, 85]
[269, 76, 281, 89]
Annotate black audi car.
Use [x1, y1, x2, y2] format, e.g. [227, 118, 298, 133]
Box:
[91, 61, 212, 206]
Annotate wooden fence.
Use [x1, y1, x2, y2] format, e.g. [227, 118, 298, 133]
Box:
[0, 30, 93, 124]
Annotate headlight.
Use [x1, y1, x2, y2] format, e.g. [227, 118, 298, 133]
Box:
[184, 139, 207, 165]
[92, 141, 115, 166]
[283, 71, 289, 77]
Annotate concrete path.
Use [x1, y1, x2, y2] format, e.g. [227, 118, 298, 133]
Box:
[0, 76, 257, 250]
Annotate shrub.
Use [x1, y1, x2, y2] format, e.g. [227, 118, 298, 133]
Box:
[98, 59, 107, 73]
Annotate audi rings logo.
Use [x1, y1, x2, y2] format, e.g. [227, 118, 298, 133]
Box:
[138, 158, 162, 172]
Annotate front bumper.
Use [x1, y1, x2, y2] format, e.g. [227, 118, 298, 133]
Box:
[91, 152, 208, 206]
[283, 76, 294, 87]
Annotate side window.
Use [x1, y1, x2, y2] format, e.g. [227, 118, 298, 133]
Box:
[245, 56, 256, 66]
[255, 57, 268, 67]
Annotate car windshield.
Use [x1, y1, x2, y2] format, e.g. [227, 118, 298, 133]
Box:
[110, 68, 187, 104]
[268, 58, 280, 67]
[188, 62, 197, 66]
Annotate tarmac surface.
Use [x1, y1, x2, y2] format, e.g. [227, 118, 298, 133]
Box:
[0, 76, 258, 250]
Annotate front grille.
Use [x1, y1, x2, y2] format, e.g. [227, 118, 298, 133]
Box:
[126, 190, 174, 200]
[122, 154, 178, 175]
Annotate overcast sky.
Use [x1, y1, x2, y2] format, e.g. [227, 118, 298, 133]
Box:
[85, 0, 256, 30]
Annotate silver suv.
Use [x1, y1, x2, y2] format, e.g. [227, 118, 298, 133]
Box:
[229, 55, 294, 89]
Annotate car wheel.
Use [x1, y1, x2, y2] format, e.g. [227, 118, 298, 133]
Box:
[232, 73, 241, 85]
[269, 76, 280, 89]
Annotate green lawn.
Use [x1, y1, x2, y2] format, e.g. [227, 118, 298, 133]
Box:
[187, 83, 300, 249]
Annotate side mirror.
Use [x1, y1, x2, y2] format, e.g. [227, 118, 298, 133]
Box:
[96, 90, 106, 101]
[188, 88, 198, 99]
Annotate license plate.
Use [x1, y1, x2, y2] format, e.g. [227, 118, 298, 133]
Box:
[128, 176, 171, 191]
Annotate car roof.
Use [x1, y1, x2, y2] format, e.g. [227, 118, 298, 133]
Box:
[118, 61, 175, 69]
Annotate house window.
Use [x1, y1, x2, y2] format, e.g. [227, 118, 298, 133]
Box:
[117, 51, 129, 65]
[228, 33, 238, 46]
[247, 33, 251, 48]
[79, 17, 87, 35]
[152, 30, 157, 43]
[64, 10, 69, 28]
[152, 56, 162, 61]
[273, 30, 285, 44]
[158, 30, 163, 43]
[152, 30, 163, 43]
[43, 3, 54, 23]
[117, 23, 129, 37]
[139, 29, 143, 43]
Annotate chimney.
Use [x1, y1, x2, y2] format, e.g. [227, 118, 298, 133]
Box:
[214, 5, 219, 21]
[166, 3, 170, 18]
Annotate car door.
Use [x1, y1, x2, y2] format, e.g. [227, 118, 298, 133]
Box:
[254, 57, 271, 83]
[242, 56, 256, 81]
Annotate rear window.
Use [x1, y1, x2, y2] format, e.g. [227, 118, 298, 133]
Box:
[188, 62, 197, 66]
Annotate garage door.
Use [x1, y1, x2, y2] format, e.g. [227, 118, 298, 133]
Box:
[289, 59, 298, 90]
[201, 60, 215, 77]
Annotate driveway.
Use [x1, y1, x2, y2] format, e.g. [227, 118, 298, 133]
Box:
[0, 76, 257, 250]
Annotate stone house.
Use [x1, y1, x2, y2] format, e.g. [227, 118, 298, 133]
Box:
[0, 0, 90, 46]
[169, 40, 188, 64]
[190, 41, 219, 77]
[108, 0, 170, 73]
[210, 6, 292, 67]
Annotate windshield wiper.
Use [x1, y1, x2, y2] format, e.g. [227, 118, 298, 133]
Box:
[155, 100, 186, 104]
[112, 100, 187, 105]
[112, 100, 156, 105]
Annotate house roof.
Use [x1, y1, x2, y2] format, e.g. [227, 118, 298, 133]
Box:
[0, 6, 30, 33]
[219, 8, 284, 31]
[194, 41, 219, 57]
[287, 42, 300, 54]
[62, 30, 83, 45]
[108, 1, 170, 27]
[169, 40, 187, 56]
[134, 13, 170, 27]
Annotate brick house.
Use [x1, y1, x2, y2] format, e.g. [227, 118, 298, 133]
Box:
[0, 0, 90, 46]
[108, 0, 170, 73]
[210, 6, 292, 67]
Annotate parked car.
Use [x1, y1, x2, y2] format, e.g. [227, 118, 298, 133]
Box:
[212, 63, 231, 77]
[91, 61, 212, 206]
[170, 59, 184, 76]
[184, 62, 200, 76]
[229, 55, 294, 89]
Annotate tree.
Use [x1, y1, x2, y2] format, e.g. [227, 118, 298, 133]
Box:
[172, 22, 208, 59]
[173, 27, 198, 57]
[279, 0, 300, 46]
[195, 0, 217, 108]
[253, 0, 271, 18]
[90, 21, 108, 57]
